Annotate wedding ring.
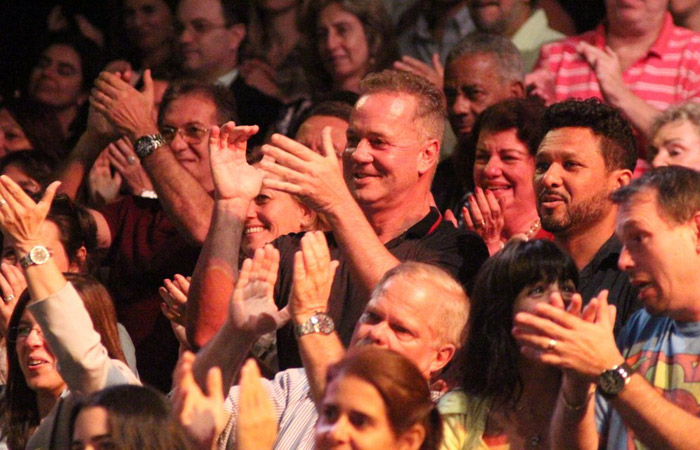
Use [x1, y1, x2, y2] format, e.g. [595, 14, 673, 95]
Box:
[0, 198, 7, 207]
[546, 338, 558, 351]
[127, 156, 137, 165]
[480, 220, 486, 227]
[3, 294, 15, 303]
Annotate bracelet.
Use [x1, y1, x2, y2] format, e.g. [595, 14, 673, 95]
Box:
[561, 388, 594, 411]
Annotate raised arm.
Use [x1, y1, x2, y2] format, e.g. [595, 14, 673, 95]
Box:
[289, 231, 344, 405]
[261, 128, 401, 292]
[186, 122, 261, 349]
[90, 69, 214, 244]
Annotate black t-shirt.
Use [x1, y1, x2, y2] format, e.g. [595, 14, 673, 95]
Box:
[272, 208, 489, 370]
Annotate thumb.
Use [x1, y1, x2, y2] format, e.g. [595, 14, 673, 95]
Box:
[206, 366, 224, 400]
[142, 69, 155, 103]
[432, 53, 444, 74]
[38, 181, 62, 211]
[321, 126, 338, 161]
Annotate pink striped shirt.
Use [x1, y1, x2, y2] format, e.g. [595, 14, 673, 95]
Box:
[535, 13, 700, 109]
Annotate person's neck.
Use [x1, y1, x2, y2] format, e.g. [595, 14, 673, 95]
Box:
[36, 389, 62, 418]
[361, 193, 433, 244]
[606, 15, 665, 67]
[554, 210, 618, 270]
[503, 5, 533, 38]
[54, 106, 78, 138]
[333, 74, 362, 93]
[502, 207, 540, 239]
[425, 2, 464, 43]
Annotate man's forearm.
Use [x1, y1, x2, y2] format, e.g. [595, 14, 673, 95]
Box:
[610, 374, 700, 449]
[297, 330, 345, 405]
[141, 147, 214, 245]
[58, 130, 114, 199]
[187, 199, 248, 350]
[607, 88, 661, 138]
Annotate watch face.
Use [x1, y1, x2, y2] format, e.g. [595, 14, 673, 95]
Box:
[600, 370, 624, 396]
[30, 246, 51, 264]
[317, 316, 335, 334]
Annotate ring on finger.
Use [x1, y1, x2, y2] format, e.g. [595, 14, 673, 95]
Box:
[546, 338, 558, 351]
[127, 156, 137, 165]
[0, 198, 7, 207]
[480, 219, 486, 227]
[3, 294, 15, 303]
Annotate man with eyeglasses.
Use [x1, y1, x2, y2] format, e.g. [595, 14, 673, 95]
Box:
[175, 0, 282, 145]
[58, 79, 238, 392]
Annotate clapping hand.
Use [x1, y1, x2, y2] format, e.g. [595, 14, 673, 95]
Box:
[237, 359, 278, 450]
[462, 187, 506, 255]
[160, 274, 191, 349]
[0, 176, 61, 248]
[208, 122, 262, 201]
[394, 53, 444, 89]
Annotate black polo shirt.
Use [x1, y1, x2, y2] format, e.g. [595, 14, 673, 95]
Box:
[273, 208, 489, 370]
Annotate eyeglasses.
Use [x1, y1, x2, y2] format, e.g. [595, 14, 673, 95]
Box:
[160, 124, 210, 145]
[174, 19, 229, 36]
[13, 324, 43, 342]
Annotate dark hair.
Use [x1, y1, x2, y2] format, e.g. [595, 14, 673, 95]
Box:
[220, 0, 249, 26]
[303, 100, 353, 124]
[158, 79, 239, 126]
[0, 99, 67, 161]
[446, 32, 524, 83]
[611, 165, 700, 224]
[0, 150, 57, 193]
[325, 347, 442, 450]
[36, 32, 105, 93]
[360, 70, 447, 141]
[299, 0, 398, 94]
[45, 194, 99, 274]
[470, 97, 546, 156]
[1, 276, 126, 449]
[69, 384, 190, 450]
[537, 98, 638, 171]
[460, 239, 578, 409]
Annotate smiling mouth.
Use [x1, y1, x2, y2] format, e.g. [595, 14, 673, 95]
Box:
[245, 226, 266, 235]
[27, 358, 48, 368]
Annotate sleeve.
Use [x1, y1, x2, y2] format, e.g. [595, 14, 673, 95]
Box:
[27, 282, 140, 395]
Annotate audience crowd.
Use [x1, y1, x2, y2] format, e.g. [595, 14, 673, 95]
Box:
[2, 0, 700, 449]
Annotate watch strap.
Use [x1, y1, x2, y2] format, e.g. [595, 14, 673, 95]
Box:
[134, 134, 166, 160]
[599, 362, 633, 399]
[294, 313, 335, 337]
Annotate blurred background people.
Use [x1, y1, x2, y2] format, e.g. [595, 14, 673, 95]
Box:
[649, 101, 700, 170]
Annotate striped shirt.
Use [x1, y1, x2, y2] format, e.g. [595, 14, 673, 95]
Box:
[535, 12, 700, 110]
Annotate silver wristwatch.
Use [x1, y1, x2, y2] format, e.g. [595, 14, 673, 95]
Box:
[294, 312, 335, 337]
[19, 245, 52, 268]
[134, 134, 166, 160]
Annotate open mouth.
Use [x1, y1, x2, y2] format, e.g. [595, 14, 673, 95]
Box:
[245, 226, 266, 235]
[27, 358, 49, 369]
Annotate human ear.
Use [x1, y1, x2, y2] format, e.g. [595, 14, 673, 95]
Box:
[417, 139, 439, 176]
[429, 343, 456, 376]
[227, 23, 246, 54]
[510, 80, 525, 98]
[397, 423, 426, 450]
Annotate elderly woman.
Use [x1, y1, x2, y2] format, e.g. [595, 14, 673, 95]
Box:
[649, 101, 700, 171]
[462, 98, 551, 255]
[299, 0, 398, 94]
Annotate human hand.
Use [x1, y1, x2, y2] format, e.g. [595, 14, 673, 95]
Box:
[393, 53, 444, 89]
[525, 68, 556, 105]
[229, 245, 289, 339]
[160, 274, 191, 348]
[108, 137, 155, 196]
[88, 149, 122, 206]
[462, 187, 505, 255]
[576, 42, 629, 106]
[90, 69, 156, 142]
[290, 231, 339, 325]
[512, 290, 623, 382]
[173, 351, 226, 450]
[104, 59, 134, 79]
[261, 127, 351, 214]
[240, 59, 281, 101]
[209, 122, 263, 201]
[0, 263, 26, 335]
[0, 176, 61, 249]
[237, 358, 278, 450]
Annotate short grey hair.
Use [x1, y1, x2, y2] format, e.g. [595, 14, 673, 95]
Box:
[650, 101, 700, 147]
[446, 32, 524, 83]
[371, 262, 469, 349]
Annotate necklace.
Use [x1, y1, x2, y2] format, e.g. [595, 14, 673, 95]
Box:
[524, 218, 541, 240]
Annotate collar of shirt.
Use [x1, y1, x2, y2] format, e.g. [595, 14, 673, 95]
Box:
[593, 11, 673, 60]
[216, 69, 239, 88]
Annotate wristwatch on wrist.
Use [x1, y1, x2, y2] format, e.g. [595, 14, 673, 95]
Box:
[19, 245, 52, 269]
[294, 312, 335, 338]
[598, 362, 633, 399]
[134, 134, 166, 160]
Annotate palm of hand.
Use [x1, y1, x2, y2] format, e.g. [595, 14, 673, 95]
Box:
[231, 280, 286, 336]
[212, 146, 262, 200]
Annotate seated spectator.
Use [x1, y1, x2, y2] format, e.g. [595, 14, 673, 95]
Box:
[69, 384, 190, 450]
[532, 0, 700, 140]
[443, 239, 579, 448]
[242, 0, 310, 103]
[463, 97, 550, 255]
[299, 0, 398, 94]
[466, 0, 564, 70]
[514, 166, 700, 449]
[111, 0, 181, 79]
[649, 101, 700, 170]
[0, 99, 67, 161]
[0, 177, 138, 449]
[0, 151, 56, 196]
[292, 100, 352, 162]
[670, 0, 700, 31]
[27, 33, 104, 146]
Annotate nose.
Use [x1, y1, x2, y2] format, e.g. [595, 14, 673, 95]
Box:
[326, 416, 350, 444]
[618, 245, 635, 272]
[245, 201, 258, 220]
[25, 328, 44, 347]
[651, 150, 669, 168]
[483, 155, 502, 178]
[348, 139, 372, 164]
[366, 321, 389, 347]
[168, 131, 188, 153]
[451, 94, 471, 116]
[325, 29, 340, 51]
[178, 26, 194, 44]
[540, 163, 562, 189]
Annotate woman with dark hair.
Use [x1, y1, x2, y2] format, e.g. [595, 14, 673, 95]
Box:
[443, 239, 579, 449]
[0, 178, 138, 449]
[0, 99, 67, 161]
[462, 97, 551, 255]
[70, 384, 190, 449]
[316, 346, 442, 450]
[27, 33, 104, 144]
[299, 0, 398, 94]
[0, 151, 57, 196]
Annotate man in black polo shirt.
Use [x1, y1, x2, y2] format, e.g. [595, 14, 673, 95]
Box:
[533, 98, 640, 334]
[186, 70, 488, 368]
